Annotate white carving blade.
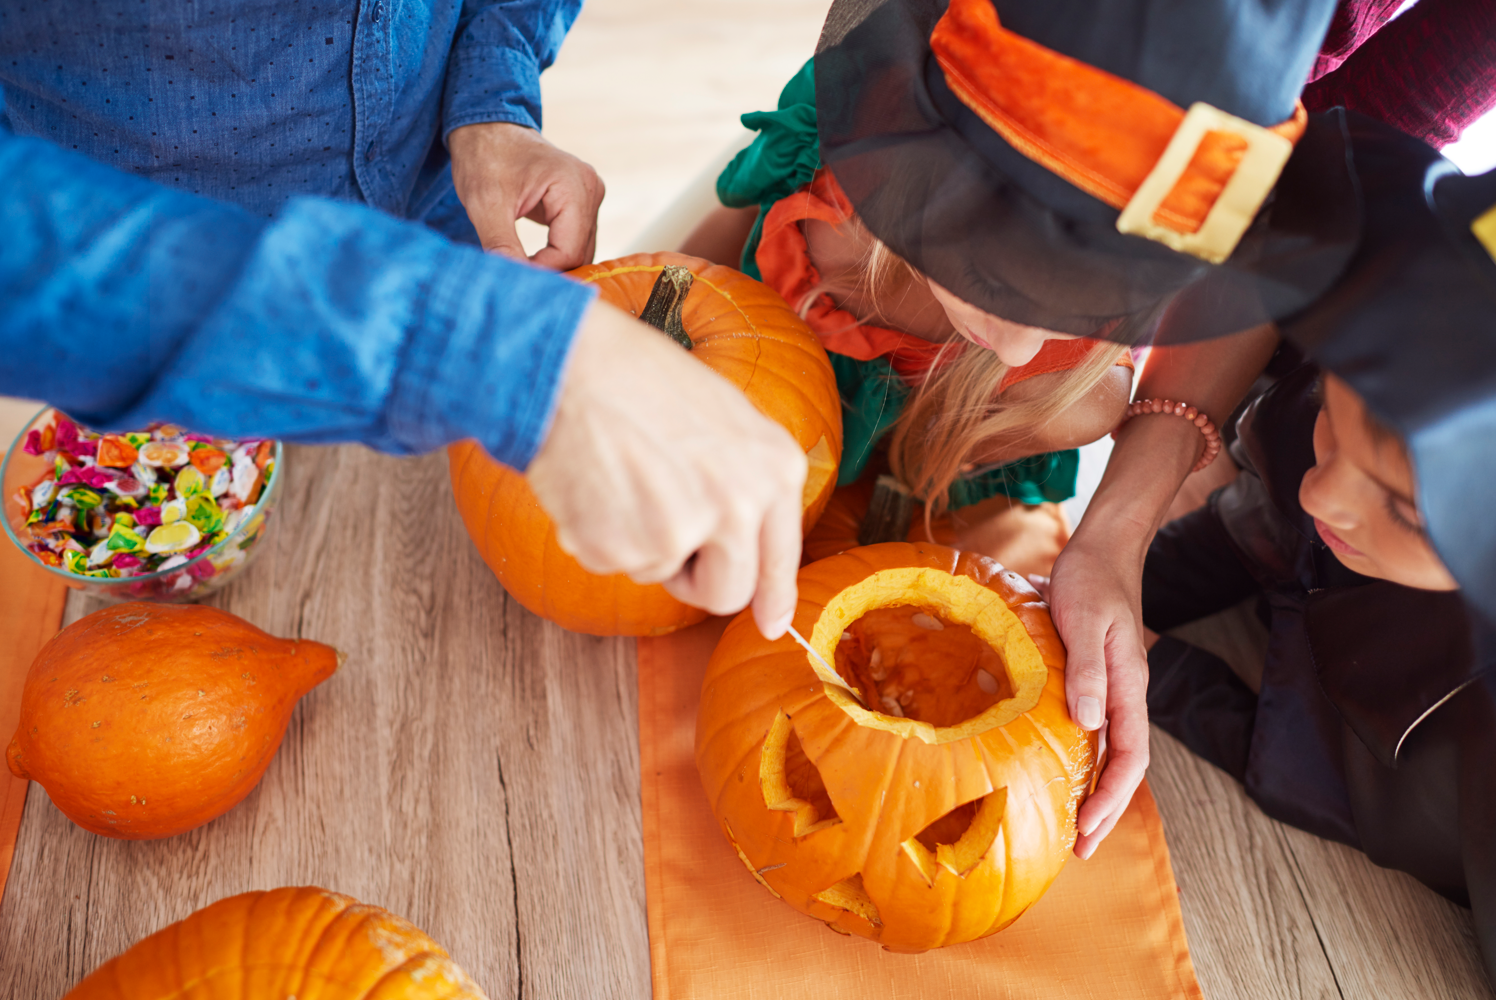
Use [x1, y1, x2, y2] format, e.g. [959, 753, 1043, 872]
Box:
[785, 623, 866, 707]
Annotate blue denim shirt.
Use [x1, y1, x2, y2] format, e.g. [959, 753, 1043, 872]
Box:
[0, 0, 593, 468]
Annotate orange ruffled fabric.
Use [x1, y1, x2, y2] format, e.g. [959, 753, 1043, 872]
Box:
[754, 168, 1132, 388]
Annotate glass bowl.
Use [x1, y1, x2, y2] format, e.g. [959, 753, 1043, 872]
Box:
[2, 408, 284, 603]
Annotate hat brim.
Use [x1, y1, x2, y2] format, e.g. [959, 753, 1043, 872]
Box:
[815, 0, 1362, 342]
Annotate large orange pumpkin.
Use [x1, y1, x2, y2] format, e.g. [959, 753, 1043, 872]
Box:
[695, 543, 1097, 950]
[64, 886, 485, 999]
[6, 603, 340, 839]
[449, 252, 842, 636]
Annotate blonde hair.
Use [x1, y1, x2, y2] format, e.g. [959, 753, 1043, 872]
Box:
[800, 222, 1130, 522]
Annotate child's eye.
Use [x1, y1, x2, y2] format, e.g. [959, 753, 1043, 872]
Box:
[1384, 492, 1425, 536]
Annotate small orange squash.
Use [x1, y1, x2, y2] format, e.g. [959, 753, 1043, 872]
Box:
[64, 886, 486, 999]
[695, 543, 1096, 951]
[6, 603, 340, 839]
[449, 252, 842, 637]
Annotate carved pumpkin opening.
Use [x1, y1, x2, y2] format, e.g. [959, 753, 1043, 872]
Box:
[801, 565, 1050, 745]
[831, 605, 1013, 727]
[901, 789, 1009, 884]
[915, 799, 980, 852]
[760, 710, 842, 836]
[813, 872, 883, 926]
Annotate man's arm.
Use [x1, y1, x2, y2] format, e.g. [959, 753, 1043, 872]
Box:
[1, 128, 812, 638]
[442, 0, 583, 139]
[0, 128, 591, 467]
[442, 0, 603, 269]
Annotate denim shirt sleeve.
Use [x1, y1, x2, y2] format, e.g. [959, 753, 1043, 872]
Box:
[0, 130, 595, 469]
[442, 0, 585, 138]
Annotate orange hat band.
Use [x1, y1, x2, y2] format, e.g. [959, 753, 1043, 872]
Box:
[929, 0, 1307, 262]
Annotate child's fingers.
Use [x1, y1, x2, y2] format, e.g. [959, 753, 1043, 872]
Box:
[1025, 573, 1051, 602]
[1063, 621, 1110, 732]
[1073, 627, 1150, 856]
[1073, 693, 1149, 856]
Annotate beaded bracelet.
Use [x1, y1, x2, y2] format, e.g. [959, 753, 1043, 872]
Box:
[1114, 398, 1222, 472]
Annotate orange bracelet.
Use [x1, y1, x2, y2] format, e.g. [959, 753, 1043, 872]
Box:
[1114, 398, 1222, 472]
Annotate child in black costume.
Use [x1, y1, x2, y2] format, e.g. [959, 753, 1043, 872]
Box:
[1142, 119, 1496, 978]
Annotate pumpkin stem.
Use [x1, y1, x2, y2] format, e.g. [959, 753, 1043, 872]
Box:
[859, 475, 916, 546]
[639, 265, 695, 350]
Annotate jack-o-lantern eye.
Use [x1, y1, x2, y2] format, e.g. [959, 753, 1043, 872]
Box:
[759, 710, 842, 837]
[900, 789, 1008, 885]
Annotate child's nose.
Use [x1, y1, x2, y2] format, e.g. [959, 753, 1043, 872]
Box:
[1298, 459, 1359, 529]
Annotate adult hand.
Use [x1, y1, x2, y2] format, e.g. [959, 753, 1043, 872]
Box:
[449, 121, 604, 271]
[1043, 534, 1152, 860]
[526, 299, 808, 639]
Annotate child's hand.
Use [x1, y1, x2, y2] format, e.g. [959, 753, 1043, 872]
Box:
[1044, 536, 1151, 860]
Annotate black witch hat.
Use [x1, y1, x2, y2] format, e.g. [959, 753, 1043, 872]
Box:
[1281, 115, 1496, 628]
[815, 0, 1361, 342]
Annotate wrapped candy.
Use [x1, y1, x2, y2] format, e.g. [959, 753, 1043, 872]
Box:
[12, 413, 277, 582]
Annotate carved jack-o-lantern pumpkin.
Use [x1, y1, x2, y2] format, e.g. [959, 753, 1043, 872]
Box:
[695, 542, 1097, 951]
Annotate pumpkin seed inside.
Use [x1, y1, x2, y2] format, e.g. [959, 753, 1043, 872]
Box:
[832, 605, 1012, 728]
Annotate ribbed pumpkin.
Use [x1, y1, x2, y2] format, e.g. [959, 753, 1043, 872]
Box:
[64, 886, 486, 999]
[695, 542, 1097, 951]
[802, 474, 1071, 579]
[6, 603, 340, 839]
[449, 252, 842, 636]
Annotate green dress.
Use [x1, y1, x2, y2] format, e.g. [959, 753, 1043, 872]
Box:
[717, 59, 1080, 507]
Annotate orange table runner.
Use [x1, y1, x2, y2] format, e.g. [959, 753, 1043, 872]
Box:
[0, 483, 69, 906]
[639, 618, 1201, 1000]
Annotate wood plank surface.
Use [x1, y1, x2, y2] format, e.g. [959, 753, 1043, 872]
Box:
[1151, 726, 1494, 999]
[0, 445, 649, 999]
[3, 449, 1491, 999]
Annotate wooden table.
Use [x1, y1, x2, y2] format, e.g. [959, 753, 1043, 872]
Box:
[0, 443, 1490, 999]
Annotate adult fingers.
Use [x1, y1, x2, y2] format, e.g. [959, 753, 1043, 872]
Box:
[528, 200, 596, 270]
[750, 491, 803, 639]
[528, 173, 603, 271]
[476, 206, 528, 261]
[662, 533, 759, 617]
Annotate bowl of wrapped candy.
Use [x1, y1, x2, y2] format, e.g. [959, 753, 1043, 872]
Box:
[2, 408, 283, 602]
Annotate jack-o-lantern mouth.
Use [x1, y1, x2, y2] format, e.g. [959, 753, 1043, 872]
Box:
[804, 568, 1048, 744]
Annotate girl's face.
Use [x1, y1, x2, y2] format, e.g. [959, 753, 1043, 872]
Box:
[925, 279, 1076, 367]
[1298, 375, 1458, 591]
